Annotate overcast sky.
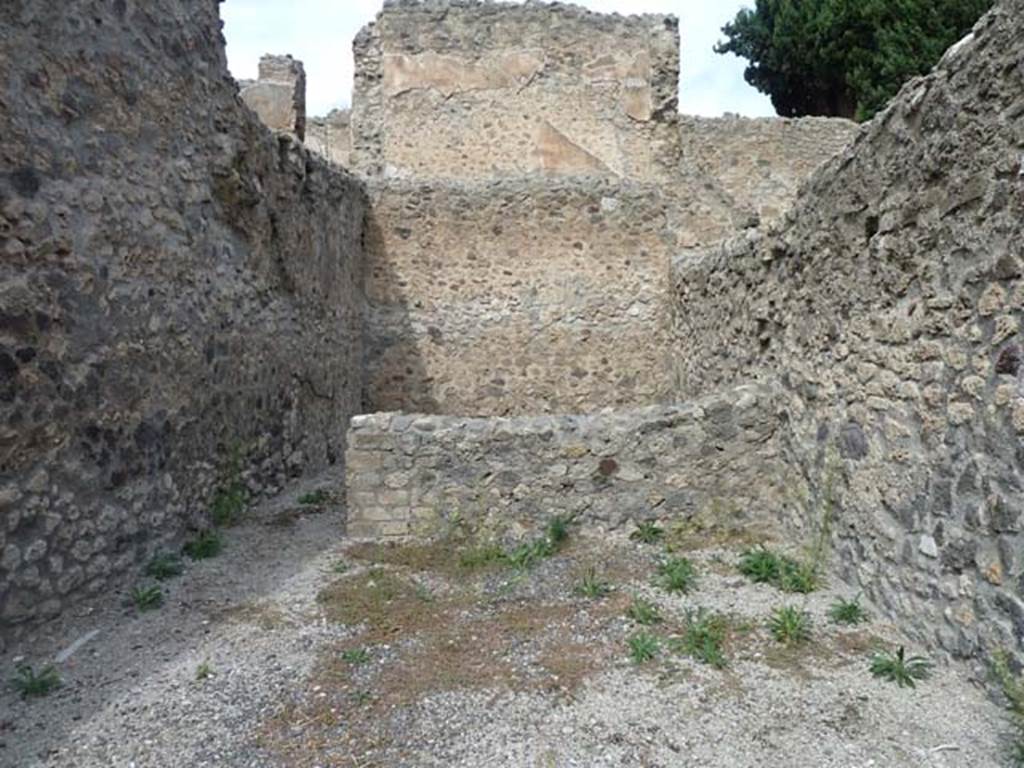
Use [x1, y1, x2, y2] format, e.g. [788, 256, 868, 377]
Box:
[222, 0, 775, 118]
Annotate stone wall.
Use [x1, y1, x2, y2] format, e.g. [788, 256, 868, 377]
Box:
[346, 386, 786, 539]
[307, 109, 352, 167]
[240, 54, 307, 139]
[678, 115, 858, 225]
[351, 0, 681, 181]
[364, 178, 676, 416]
[670, 1, 1024, 658]
[0, 0, 366, 635]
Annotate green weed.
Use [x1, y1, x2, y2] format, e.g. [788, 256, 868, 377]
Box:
[342, 648, 371, 665]
[195, 662, 214, 680]
[626, 596, 663, 626]
[768, 605, 812, 646]
[574, 566, 612, 599]
[655, 557, 698, 594]
[630, 521, 665, 545]
[870, 646, 931, 688]
[130, 584, 164, 612]
[628, 632, 661, 664]
[671, 610, 729, 669]
[299, 489, 331, 506]
[183, 529, 223, 560]
[828, 595, 869, 625]
[145, 553, 184, 581]
[10, 664, 61, 699]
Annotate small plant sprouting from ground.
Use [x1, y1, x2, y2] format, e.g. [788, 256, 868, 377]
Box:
[829, 595, 869, 625]
[211, 446, 247, 526]
[671, 610, 729, 669]
[739, 546, 820, 594]
[630, 520, 665, 545]
[195, 662, 214, 680]
[145, 553, 184, 581]
[991, 650, 1024, 764]
[342, 648, 372, 665]
[626, 596, 663, 626]
[574, 566, 612, 599]
[546, 515, 572, 548]
[130, 584, 164, 612]
[331, 560, 350, 574]
[768, 606, 812, 646]
[870, 646, 931, 688]
[11, 664, 61, 700]
[503, 515, 574, 570]
[183, 529, 224, 560]
[299, 489, 331, 506]
[655, 556, 698, 594]
[458, 543, 506, 570]
[628, 632, 661, 664]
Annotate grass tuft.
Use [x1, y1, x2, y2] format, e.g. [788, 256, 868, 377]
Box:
[828, 595, 869, 625]
[869, 646, 930, 688]
[655, 556, 698, 594]
[628, 632, 660, 664]
[11, 664, 61, 700]
[299, 489, 331, 506]
[145, 552, 184, 581]
[671, 610, 729, 669]
[342, 648, 372, 665]
[574, 566, 612, 599]
[130, 584, 164, 612]
[195, 662, 214, 680]
[630, 521, 665, 545]
[739, 546, 820, 593]
[768, 605, 812, 646]
[211, 483, 247, 527]
[183, 529, 223, 560]
[626, 596, 663, 626]
[991, 650, 1024, 765]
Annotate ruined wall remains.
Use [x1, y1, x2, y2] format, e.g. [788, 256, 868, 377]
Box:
[678, 115, 858, 225]
[671, 2, 1024, 658]
[351, 0, 681, 181]
[365, 178, 675, 415]
[346, 386, 785, 539]
[0, 0, 365, 634]
[240, 54, 307, 139]
[306, 109, 352, 167]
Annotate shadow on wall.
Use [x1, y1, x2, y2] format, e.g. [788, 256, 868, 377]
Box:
[361, 203, 439, 415]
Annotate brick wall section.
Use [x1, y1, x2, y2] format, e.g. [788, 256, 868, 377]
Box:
[351, 0, 681, 181]
[346, 386, 787, 539]
[0, 0, 366, 637]
[670, 2, 1024, 658]
[364, 178, 676, 415]
[678, 115, 859, 225]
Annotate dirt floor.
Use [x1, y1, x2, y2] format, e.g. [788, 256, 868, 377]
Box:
[0, 475, 1014, 767]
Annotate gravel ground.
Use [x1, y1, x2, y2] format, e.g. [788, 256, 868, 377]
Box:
[0, 482, 1013, 768]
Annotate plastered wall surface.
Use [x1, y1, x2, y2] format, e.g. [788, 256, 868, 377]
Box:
[351, 0, 681, 182]
[0, 0, 366, 636]
[671, 2, 1024, 657]
[346, 386, 786, 539]
[364, 178, 676, 415]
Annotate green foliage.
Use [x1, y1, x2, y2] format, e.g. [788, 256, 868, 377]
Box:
[195, 662, 214, 680]
[145, 553, 184, 581]
[768, 606, 812, 646]
[716, 0, 993, 120]
[991, 651, 1024, 765]
[630, 521, 665, 545]
[331, 560, 350, 574]
[497, 516, 573, 570]
[299, 489, 331, 506]
[130, 584, 164, 612]
[828, 595, 869, 625]
[628, 632, 661, 664]
[671, 610, 729, 669]
[183, 529, 224, 560]
[626, 596, 663, 626]
[11, 664, 61, 699]
[574, 566, 612, 599]
[739, 547, 820, 593]
[655, 557, 698, 594]
[458, 544, 506, 570]
[342, 648, 371, 665]
[870, 646, 931, 687]
[546, 515, 572, 547]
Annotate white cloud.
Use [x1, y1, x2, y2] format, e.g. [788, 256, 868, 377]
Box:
[220, 0, 774, 118]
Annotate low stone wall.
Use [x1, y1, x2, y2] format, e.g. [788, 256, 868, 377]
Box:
[345, 386, 787, 540]
[671, 3, 1024, 659]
